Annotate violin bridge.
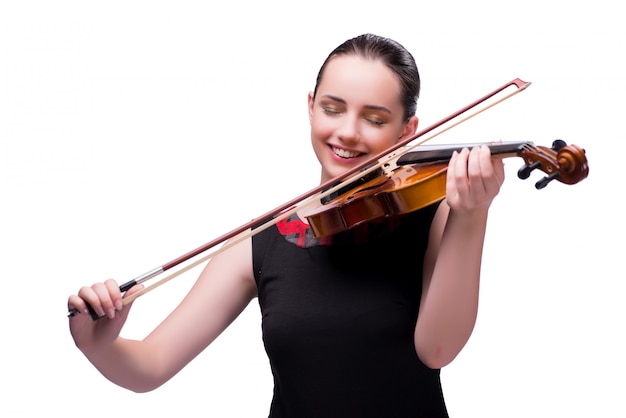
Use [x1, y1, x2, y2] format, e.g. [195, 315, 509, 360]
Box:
[379, 147, 408, 174]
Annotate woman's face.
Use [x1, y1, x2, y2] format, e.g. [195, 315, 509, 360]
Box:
[308, 55, 418, 183]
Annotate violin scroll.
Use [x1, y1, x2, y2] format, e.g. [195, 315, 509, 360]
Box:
[517, 140, 589, 189]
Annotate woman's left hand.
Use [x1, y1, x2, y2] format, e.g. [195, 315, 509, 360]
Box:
[445, 145, 505, 214]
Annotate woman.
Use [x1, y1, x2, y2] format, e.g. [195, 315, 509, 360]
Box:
[68, 33, 504, 417]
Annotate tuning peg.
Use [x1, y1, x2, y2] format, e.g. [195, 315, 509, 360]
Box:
[517, 161, 542, 179]
[551, 139, 567, 151]
[535, 172, 560, 189]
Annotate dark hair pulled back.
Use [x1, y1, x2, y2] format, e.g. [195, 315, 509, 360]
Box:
[312, 33, 420, 122]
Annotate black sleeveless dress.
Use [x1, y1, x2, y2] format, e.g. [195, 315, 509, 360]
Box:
[252, 203, 448, 417]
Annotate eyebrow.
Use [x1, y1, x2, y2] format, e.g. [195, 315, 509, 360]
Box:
[321, 94, 393, 114]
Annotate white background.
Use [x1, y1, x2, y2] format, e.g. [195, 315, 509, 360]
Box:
[1, 1, 624, 416]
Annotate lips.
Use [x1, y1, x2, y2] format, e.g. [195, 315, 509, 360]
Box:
[331, 146, 363, 159]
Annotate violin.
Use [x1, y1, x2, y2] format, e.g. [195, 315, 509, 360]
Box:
[68, 77, 589, 320]
[301, 140, 589, 238]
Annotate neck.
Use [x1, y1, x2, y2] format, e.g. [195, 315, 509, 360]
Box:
[396, 141, 531, 166]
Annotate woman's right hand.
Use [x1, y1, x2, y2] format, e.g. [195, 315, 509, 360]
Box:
[67, 279, 143, 353]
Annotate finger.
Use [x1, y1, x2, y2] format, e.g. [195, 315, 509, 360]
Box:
[68, 293, 89, 317]
[79, 282, 115, 319]
[492, 151, 505, 185]
[452, 147, 471, 202]
[123, 283, 145, 298]
[478, 145, 504, 195]
[95, 281, 119, 319]
[446, 149, 457, 188]
[75, 285, 105, 318]
[104, 278, 123, 312]
[488, 139, 505, 181]
[468, 146, 485, 192]
[117, 284, 145, 321]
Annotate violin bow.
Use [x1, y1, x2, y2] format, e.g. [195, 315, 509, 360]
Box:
[68, 78, 531, 319]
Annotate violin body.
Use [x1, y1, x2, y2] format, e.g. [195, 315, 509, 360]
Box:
[303, 163, 448, 238]
[302, 140, 589, 238]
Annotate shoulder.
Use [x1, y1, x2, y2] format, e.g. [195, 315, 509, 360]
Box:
[206, 233, 257, 298]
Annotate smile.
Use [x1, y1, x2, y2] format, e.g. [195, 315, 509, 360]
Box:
[332, 146, 362, 159]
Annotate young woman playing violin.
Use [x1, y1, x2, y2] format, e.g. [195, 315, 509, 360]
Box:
[68, 33, 504, 417]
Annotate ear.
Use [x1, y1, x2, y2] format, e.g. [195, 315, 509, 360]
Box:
[307, 91, 315, 124]
[400, 115, 419, 141]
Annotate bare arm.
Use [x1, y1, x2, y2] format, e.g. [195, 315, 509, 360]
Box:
[415, 145, 504, 369]
[68, 236, 257, 392]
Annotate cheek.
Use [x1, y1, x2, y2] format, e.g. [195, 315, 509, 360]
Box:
[366, 128, 399, 152]
[310, 115, 333, 142]
[309, 118, 329, 157]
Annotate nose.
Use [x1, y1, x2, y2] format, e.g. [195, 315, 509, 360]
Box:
[336, 113, 360, 146]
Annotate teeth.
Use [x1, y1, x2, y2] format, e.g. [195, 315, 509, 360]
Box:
[332, 147, 361, 158]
